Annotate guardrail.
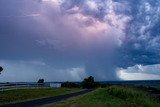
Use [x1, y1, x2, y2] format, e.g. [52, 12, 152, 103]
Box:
[0, 83, 49, 92]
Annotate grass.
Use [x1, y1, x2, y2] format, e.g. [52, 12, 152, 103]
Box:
[43, 86, 160, 107]
[107, 85, 160, 107]
[0, 87, 80, 105]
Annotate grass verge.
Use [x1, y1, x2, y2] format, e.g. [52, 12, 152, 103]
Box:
[43, 86, 160, 107]
[0, 88, 80, 105]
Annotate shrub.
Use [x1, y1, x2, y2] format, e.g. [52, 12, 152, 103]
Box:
[37, 79, 44, 83]
[0, 66, 3, 74]
[61, 81, 80, 88]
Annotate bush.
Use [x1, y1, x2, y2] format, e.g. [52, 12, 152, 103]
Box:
[0, 66, 3, 74]
[61, 81, 80, 88]
[37, 79, 44, 83]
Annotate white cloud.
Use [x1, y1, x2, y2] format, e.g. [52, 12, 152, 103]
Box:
[117, 64, 160, 80]
[65, 67, 86, 81]
[118, 71, 160, 80]
[66, 6, 80, 14]
[85, 0, 98, 11]
[144, 2, 151, 12]
[39, 0, 63, 4]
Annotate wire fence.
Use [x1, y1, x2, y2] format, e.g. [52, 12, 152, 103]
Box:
[0, 83, 50, 92]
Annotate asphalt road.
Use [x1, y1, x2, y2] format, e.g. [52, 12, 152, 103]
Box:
[0, 89, 93, 107]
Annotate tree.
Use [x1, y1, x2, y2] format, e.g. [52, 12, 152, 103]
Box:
[0, 66, 3, 74]
[82, 76, 96, 89]
[37, 79, 44, 83]
[61, 81, 80, 88]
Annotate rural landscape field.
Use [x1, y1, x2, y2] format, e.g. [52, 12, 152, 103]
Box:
[48, 86, 160, 107]
[0, 0, 160, 107]
[0, 79, 160, 107]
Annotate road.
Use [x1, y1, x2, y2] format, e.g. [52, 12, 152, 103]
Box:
[0, 89, 93, 107]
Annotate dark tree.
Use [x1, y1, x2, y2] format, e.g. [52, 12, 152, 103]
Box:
[0, 66, 3, 74]
[37, 79, 44, 83]
[82, 76, 96, 89]
[61, 81, 80, 88]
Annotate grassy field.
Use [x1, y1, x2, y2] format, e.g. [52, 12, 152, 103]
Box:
[44, 86, 160, 107]
[0, 88, 80, 105]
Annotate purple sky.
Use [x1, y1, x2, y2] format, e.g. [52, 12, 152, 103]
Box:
[0, 0, 160, 82]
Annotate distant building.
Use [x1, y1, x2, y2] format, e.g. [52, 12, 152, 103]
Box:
[49, 83, 61, 88]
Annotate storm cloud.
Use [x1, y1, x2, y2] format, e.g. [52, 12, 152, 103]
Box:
[0, 0, 160, 82]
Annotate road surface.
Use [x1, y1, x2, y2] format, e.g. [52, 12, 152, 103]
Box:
[0, 89, 93, 107]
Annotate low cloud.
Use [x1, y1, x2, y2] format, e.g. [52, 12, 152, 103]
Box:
[0, 60, 86, 82]
[117, 64, 160, 80]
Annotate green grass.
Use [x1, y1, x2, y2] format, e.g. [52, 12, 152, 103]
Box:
[107, 85, 160, 107]
[44, 86, 160, 107]
[0, 88, 80, 105]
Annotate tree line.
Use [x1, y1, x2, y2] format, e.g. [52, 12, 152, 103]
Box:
[1, 66, 109, 89]
[61, 76, 110, 89]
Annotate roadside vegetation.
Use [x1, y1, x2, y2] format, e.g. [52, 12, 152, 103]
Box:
[0, 88, 80, 105]
[61, 76, 102, 89]
[61, 81, 80, 88]
[44, 86, 160, 107]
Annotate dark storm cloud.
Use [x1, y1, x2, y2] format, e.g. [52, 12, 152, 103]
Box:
[117, 0, 160, 67]
[58, 0, 160, 79]
[0, 0, 160, 81]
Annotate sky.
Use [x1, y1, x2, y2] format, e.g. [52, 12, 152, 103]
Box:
[0, 0, 160, 82]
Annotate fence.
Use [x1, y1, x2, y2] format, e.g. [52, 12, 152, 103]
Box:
[0, 83, 50, 92]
